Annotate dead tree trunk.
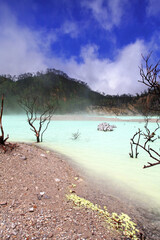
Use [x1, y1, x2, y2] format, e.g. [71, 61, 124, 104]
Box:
[36, 134, 40, 143]
[0, 94, 4, 143]
[0, 95, 9, 145]
[0, 95, 16, 153]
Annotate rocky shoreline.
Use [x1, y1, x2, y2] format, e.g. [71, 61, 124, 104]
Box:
[0, 143, 159, 239]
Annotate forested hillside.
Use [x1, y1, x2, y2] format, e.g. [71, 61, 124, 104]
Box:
[0, 69, 145, 114]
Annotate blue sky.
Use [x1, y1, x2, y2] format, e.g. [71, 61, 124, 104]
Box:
[0, 0, 160, 94]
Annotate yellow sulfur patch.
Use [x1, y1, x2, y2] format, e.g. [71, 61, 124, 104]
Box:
[66, 193, 139, 240]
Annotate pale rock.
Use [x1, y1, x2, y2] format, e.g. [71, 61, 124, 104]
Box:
[20, 155, 27, 160]
[55, 178, 60, 182]
[0, 201, 7, 206]
[40, 192, 45, 196]
[29, 207, 34, 212]
[48, 233, 53, 238]
[11, 223, 16, 229]
[40, 154, 46, 158]
[97, 122, 117, 132]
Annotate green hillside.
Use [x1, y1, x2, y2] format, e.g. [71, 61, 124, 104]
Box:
[1, 69, 147, 114]
[0, 69, 107, 113]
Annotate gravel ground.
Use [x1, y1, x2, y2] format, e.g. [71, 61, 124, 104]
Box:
[0, 143, 159, 239]
[0, 143, 122, 240]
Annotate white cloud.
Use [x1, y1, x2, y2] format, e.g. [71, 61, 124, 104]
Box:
[146, 0, 160, 17]
[0, 4, 49, 75]
[0, 3, 148, 95]
[82, 0, 128, 30]
[0, 4, 80, 76]
[51, 40, 148, 95]
[60, 21, 79, 38]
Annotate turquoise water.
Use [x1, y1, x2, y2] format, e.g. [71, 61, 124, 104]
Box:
[3, 114, 160, 211]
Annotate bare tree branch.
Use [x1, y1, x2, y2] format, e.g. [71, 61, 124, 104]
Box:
[130, 120, 160, 168]
[19, 96, 57, 142]
[139, 53, 160, 98]
[130, 53, 160, 168]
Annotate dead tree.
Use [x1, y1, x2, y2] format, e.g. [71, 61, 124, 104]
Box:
[130, 53, 160, 168]
[19, 96, 56, 143]
[0, 94, 9, 146]
[130, 119, 160, 168]
[139, 52, 160, 113]
[139, 52, 160, 97]
[71, 130, 81, 140]
[129, 131, 140, 158]
[0, 95, 16, 152]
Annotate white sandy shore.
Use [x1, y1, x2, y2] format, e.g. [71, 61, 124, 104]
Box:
[51, 114, 158, 122]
